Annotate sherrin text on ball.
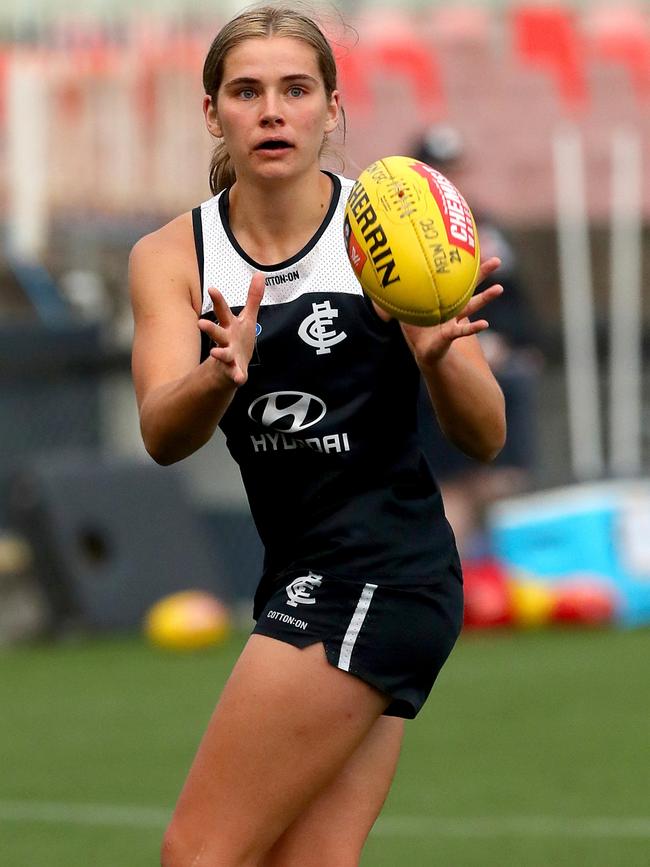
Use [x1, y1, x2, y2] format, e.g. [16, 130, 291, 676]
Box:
[343, 156, 481, 325]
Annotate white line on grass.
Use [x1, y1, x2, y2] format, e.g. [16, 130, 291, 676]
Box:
[0, 801, 649, 838]
[0, 801, 170, 829]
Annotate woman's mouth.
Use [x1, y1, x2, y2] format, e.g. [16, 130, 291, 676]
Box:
[255, 139, 293, 153]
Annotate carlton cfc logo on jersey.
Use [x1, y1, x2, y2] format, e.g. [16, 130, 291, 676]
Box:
[248, 391, 326, 434]
[298, 300, 347, 355]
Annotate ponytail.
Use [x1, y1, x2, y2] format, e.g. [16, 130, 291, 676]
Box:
[209, 140, 236, 194]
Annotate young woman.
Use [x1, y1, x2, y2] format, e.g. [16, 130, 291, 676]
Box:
[130, 6, 506, 866]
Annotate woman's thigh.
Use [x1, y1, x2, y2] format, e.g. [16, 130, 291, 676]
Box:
[263, 714, 404, 867]
[163, 635, 390, 867]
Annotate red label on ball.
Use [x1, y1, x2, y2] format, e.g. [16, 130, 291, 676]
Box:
[410, 163, 476, 257]
[344, 217, 367, 276]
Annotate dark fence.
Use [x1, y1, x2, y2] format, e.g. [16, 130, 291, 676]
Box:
[0, 321, 264, 633]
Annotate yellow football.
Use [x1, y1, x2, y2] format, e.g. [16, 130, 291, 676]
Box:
[143, 590, 231, 651]
[343, 155, 481, 325]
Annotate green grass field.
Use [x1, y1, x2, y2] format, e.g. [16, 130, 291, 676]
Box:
[1, 627, 648, 866]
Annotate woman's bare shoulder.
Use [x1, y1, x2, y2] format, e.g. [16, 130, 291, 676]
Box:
[131, 211, 195, 262]
[129, 211, 201, 311]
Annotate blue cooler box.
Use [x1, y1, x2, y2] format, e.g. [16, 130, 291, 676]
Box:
[488, 480, 650, 626]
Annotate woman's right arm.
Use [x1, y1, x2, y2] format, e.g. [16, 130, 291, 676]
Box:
[129, 226, 263, 465]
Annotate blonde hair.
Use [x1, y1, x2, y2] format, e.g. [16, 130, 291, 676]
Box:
[203, 4, 342, 194]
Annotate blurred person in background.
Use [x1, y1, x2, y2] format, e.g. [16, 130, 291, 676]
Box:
[413, 124, 544, 559]
[130, 6, 505, 866]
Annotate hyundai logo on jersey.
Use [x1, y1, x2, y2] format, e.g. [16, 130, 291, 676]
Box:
[248, 391, 326, 434]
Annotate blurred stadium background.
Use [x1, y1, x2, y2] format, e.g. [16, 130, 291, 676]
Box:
[0, 1, 649, 865]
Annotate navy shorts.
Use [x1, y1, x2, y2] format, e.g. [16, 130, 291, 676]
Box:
[252, 566, 464, 719]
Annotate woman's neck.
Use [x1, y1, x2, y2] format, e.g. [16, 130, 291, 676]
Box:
[228, 169, 333, 266]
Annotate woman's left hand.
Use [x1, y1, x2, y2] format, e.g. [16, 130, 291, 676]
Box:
[399, 256, 503, 368]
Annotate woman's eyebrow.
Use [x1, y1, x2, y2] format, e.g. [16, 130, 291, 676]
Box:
[222, 76, 259, 89]
[224, 74, 318, 87]
[279, 74, 319, 84]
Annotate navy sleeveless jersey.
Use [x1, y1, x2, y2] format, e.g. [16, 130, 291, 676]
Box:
[193, 172, 458, 588]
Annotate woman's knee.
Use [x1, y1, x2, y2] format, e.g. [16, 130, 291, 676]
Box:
[160, 818, 261, 867]
[160, 820, 214, 867]
[160, 821, 195, 867]
[160, 823, 181, 867]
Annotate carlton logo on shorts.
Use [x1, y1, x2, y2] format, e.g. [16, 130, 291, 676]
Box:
[285, 572, 323, 607]
[248, 392, 326, 434]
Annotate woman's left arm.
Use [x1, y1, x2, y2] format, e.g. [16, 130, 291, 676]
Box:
[401, 258, 507, 462]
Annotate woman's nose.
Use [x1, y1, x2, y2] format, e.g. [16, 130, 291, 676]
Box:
[260, 93, 284, 126]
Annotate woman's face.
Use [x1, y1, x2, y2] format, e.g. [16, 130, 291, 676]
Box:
[206, 36, 340, 184]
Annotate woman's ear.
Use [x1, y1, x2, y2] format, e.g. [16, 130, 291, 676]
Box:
[203, 94, 222, 138]
[324, 89, 341, 135]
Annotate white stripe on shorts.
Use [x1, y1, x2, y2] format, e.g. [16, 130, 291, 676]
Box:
[338, 582, 378, 672]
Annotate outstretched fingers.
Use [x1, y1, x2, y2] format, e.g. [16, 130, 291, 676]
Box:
[207, 287, 234, 324]
[197, 317, 228, 346]
[476, 256, 501, 284]
[437, 282, 503, 344]
[196, 276, 264, 388]
[460, 283, 503, 319]
[441, 315, 489, 343]
[244, 272, 266, 320]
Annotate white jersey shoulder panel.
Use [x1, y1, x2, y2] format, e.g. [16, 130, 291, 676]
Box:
[198, 175, 360, 315]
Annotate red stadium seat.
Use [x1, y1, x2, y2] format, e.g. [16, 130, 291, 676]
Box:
[511, 5, 588, 110]
[353, 9, 445, 116]
[372, 37, 444, 116]
[328, 11, 445, 117]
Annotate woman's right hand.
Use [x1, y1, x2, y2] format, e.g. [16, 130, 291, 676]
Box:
[198, 272, 265, 387]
